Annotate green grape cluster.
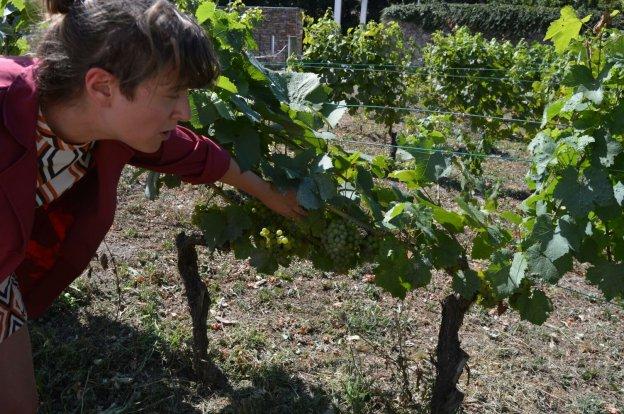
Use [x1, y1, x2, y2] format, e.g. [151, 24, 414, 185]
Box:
[259, 227, 293, 251]
[322, 219, 362, 267]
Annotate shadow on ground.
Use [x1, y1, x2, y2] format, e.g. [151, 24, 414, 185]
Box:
[30, 293, 331, 414]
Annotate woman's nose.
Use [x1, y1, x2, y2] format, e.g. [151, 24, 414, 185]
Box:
[173, 93, 192, 122]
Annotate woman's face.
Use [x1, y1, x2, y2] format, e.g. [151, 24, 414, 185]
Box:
[105, 75, 192, 153]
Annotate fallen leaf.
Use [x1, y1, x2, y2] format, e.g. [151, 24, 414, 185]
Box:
[215, 316, 238, 325]
[247, 279, 267, 289]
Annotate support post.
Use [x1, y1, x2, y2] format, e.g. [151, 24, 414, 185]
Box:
[334, 0, 342, 26]
[360, 0, 368, 25]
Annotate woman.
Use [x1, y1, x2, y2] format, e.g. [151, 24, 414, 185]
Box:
[0, 0, 305, 411]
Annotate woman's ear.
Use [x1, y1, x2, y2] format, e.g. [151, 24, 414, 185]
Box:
[84, 67, 117, 107]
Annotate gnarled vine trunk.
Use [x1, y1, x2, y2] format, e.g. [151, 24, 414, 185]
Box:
[176, 231, 229, 389]
[431, 293, 472, 414]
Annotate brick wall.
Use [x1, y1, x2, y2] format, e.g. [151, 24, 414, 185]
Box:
[248, 7, 303, 64]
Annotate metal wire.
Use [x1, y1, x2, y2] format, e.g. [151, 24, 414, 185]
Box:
[328, 135, 533, 164]
[324, 102, 548, 126]
[266, 59, 548, 72]
[268, 63, 540, 83]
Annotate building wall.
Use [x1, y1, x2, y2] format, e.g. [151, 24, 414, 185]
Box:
[249, 7, 303, 64]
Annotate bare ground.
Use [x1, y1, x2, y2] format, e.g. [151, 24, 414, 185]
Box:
[30, 112, 624, 414]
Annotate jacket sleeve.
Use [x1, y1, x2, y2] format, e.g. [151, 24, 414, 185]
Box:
[129, 125, 231, 184]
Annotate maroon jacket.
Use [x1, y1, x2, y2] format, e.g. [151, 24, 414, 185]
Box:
[0, 57, 231, 318]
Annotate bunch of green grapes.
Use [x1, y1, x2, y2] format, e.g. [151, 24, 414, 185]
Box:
[258, 227, 293, 251]
[322, 219, 362, 268]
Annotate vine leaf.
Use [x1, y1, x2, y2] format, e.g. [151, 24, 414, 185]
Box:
[452, 269, 480, 300]
[297, 177, 322, 210]
[484, 250, 515, 299]
[511, 288, 553, 325]
[544, 6, 590, 54]
[587, 262, 624, 300]
[374, 240, 431, 299]
[195, 1, 216, 24]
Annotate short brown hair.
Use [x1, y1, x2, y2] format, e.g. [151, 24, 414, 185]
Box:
[37, 0, 220, 104]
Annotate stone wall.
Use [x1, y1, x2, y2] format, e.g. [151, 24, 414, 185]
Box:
[249, 7, 303, 64]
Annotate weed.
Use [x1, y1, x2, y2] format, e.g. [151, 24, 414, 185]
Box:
[574, 394, 605, 414]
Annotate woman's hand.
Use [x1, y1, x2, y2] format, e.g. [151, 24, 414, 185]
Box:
[219, 158, 306, 220]
[259, 187, 307, 220]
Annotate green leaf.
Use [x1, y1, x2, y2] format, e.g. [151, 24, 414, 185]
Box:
[472, 231, 495, 260]
[432, 206, 464, 233]
[370, 155, 390, 178]
[562, 65, 596, 88]
[297, 177, 322, 210]
[230, 95, 261, 123]
[594, 132, 623, 168]
[542, 98, 566, 125]
[484, 251, 516, 298]
[224, 205, 252, 241]
[282, 71, 324, 105]
[313, 173, 337, 201]
[9, 0, 25, 10]
[580, 86, 603, 105]
[374, 240, 430, 299]
[389, 169, 423, 189]
[587, 262, 624, 300]
[356, 167, 374, 193]
[544, 6, 586, 54]
[529, 133, 556, 176]
[553, 167, 594, 217]
[249, 248, 279, 274]
[509, 252, 528, 289]
[430, 230, 462, 269]
[232, 125, 261, 171]
[562, 92, 589, 113]
[216, 76, 238, 93]
[500, 210, 523, 225]
[457, 198, 487, 228]
[323, 101, 347, 128]
[192, 205, 227, 249]
[383, 202, 407, 228]
[195, 1, 216, 24]
[452, 269, 481, 300]
[525, 244, 562, 283]
[511, 289, 553, 325]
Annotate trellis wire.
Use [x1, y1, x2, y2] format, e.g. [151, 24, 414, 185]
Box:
[328, 136, 533, 164]
[324, 102, 548, 126]
[260, 58, 548, 72]
[259, 61, 542, 83]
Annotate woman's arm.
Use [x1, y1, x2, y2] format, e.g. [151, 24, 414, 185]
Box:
[220, 158, 306, 220]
